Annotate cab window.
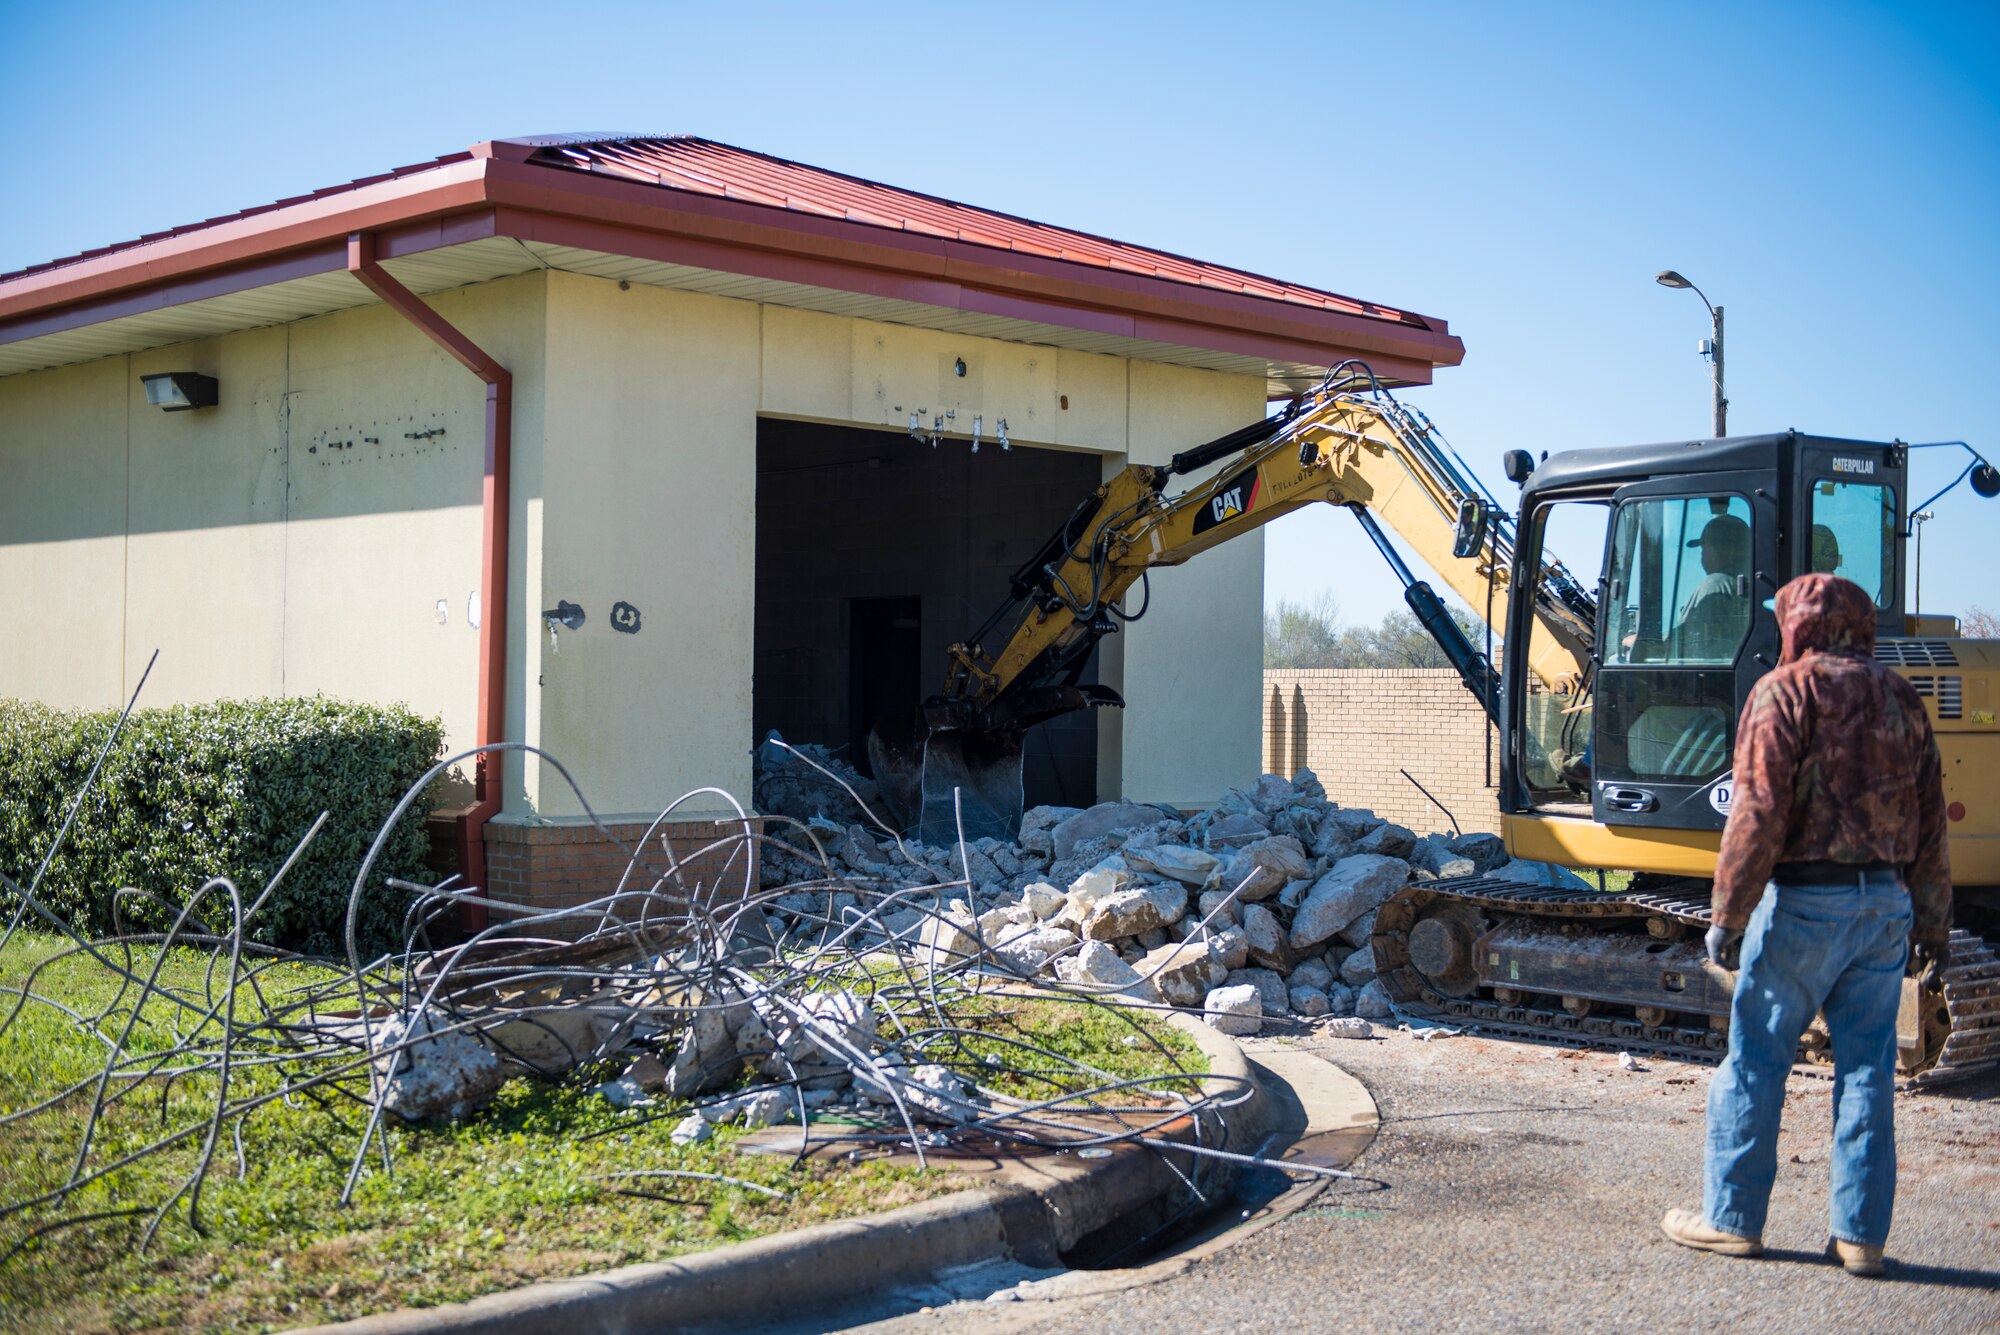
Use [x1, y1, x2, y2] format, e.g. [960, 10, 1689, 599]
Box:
[1603, 495, 1753, 666]
[1807, 479, 1895, 606]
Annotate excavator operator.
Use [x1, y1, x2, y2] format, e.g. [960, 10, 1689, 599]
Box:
[1673, 512, 1752, 661]
[1659, 573, 1952, 1277]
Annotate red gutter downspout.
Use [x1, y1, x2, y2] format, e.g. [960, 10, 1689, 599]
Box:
[347, 231, 509, 933]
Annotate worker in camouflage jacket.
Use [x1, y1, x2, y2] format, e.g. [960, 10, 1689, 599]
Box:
[1661, 572, 1951, 1276]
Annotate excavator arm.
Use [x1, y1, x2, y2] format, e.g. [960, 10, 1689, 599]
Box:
[871, 366, 1598, 838]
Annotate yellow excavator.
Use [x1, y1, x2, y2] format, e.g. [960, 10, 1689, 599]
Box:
[868, 364, 1999, 1084]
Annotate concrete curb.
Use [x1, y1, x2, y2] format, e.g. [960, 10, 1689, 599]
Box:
[292, 1006, 1264, 1335]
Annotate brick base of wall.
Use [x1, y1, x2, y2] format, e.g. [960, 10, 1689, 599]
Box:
[483, 817, 762, 934]
[1264, 668, 1501, 837]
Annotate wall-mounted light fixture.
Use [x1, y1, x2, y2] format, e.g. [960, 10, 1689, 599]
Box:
[140, 372, 219, 412]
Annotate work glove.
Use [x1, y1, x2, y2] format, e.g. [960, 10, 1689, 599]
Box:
[1911, 942, 1948, 991]
[1705, 924, 1744, 970]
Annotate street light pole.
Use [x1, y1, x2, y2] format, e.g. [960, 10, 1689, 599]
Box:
[1656, 270, 1727, 437]
[1911, 509, 1935, 613]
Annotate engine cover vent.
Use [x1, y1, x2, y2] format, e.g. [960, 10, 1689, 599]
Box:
[1877, 639, 1959, 667]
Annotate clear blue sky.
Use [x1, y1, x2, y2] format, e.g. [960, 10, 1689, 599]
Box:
[4, 0, 1995, 626]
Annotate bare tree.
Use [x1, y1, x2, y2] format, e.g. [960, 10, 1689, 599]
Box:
[1264, 596, 1486, 669]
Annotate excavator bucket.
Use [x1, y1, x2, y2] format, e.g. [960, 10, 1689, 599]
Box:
[867, 685, 1119, 844]
[867, 710, 1025, 844]
[909, 728, 1027, 845]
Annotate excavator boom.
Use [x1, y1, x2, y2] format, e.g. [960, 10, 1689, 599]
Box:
[872, 366, 1591, 840]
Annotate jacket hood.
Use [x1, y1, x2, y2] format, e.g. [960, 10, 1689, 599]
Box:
[1776, 572, 1876, 664]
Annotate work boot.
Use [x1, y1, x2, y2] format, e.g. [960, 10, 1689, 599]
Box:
[1659, 1207, 1764, 1257]
[1826, 1237, 1886, 1277]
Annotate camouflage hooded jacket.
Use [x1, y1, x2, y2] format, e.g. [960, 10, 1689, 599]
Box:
[1711, 573, 1952, 944]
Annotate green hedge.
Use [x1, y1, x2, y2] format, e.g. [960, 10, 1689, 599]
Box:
[0, 697, 445, 951]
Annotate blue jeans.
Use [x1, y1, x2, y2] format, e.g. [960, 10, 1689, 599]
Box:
[1704, 871, 1912, 1247]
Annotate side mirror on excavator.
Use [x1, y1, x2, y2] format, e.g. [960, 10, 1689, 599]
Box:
[1502, 449, 1536, 486]
[1453, 497, 1491, 559]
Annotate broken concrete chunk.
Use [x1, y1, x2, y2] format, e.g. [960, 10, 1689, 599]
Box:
[1125, 843, 1223, 887]
[1065, 858, 1135, 908]
[1195, 888, 1240, 927]
[1019, 881, 1066, 920]
[1224, 966, 1289, 1017]
[1323, 1016, 1374, 1040]
[1202, 811, 1272, 850]
[1218, 836, 1307, 903]
[1323, 982, 1357, 1017]
[951, 841, 1006, 887]
[671, 1112, 713, 1145]
[1082, 882, 1188, 941]
[621, 1052, 668, 1090]
[663, 1003, 738, 1099]
[1209, 924, 1251, 971]
[482, 1004, 618, 1077]
[1288, 956, 1335, 992]
[1250, 773, 1298, 815]
[918, 911, 980, 972]
[1355, 821, 1417, 859]
[1323, 808, 1380, 840]
[1052, 802, 1171, 861]
[1135, 940, 1215, 1008]
[598, 1075, 655, 1109]
[978, 902, 1035, 937]
[1054, 939, 1145, 990]
[1204, 984, 1263, 1035]
[1289, 985, 1331, 1017]
[1355, 978, 1395, 1020]
[1449, 831, 1509, 874]
[1289, 855, 1410, 951]
[1339, 943, 1379, 988]
[1239, 902, 1295, 973]
[1339, 907, 1381, 951]
[992, 924, 1079, 977]
[1018, 804, 1081, 858]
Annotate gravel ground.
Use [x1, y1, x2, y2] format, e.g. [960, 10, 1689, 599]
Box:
[842, 1028, 1999, 1335]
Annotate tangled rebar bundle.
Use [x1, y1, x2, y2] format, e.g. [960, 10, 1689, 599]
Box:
[0, 735, 1283, 1266]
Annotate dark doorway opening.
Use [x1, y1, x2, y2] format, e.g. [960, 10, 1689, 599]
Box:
[753, 417, 1102, 813]
[847, 597, 921, 778]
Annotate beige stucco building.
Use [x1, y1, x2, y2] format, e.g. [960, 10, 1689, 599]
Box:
[0, 134, 1461, 907]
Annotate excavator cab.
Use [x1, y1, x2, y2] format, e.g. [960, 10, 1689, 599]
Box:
[1503, 433, 1908, 841]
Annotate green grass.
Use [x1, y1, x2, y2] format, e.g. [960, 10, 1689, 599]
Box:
[0, 936, 1202, 1334]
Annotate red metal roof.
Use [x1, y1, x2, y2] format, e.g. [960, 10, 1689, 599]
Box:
[0, 134, 1461, 383]
[2, 149, 477, 284]
[508, 136, 1430, 329]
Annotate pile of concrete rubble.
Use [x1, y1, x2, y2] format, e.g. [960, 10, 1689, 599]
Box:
[757, 761, 1590, 1037]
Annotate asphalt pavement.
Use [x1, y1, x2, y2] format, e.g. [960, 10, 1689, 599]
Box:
[830, 1027, 2000, 1335]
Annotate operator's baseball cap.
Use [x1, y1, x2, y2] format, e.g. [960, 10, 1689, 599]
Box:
[1686, 513, 1750, 550]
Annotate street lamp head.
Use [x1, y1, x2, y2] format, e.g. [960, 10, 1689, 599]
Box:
[1655, 270, 1693, 289]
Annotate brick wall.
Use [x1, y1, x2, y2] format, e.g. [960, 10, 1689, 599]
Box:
[1263, 669, 1501, 836]
[484, 818, 762, 934]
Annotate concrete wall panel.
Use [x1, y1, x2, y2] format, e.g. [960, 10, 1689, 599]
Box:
[123, 329, 289, 704]
[1110, 360, 1266, 809]
[0, 272, 547, 809]
[0, 357, 130, 708]
[534, 272, 759, 819]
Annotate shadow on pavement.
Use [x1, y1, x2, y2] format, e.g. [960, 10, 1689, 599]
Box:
[1755, 1248, 2000, 1291]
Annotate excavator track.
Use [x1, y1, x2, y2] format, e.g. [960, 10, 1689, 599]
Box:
[1373, 877, 2000, 1087]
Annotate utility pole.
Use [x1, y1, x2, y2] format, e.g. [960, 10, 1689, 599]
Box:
[1656, 271, 1727, 437]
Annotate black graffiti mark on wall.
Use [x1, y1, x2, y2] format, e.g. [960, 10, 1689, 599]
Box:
[611, 601, 643, 634]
